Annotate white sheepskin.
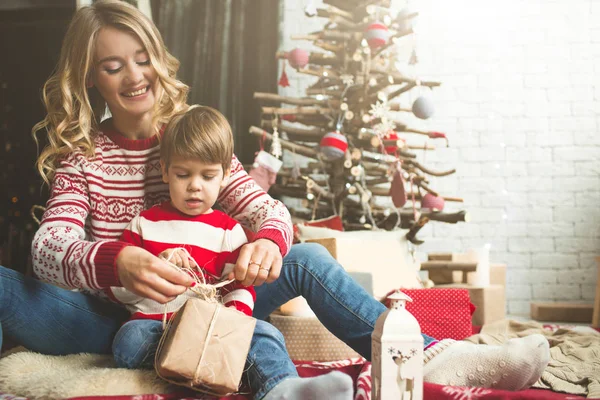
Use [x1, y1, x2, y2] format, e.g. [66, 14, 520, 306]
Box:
[0, 349, 175, 399]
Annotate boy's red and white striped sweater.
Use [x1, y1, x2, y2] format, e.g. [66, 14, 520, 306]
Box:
[31, 120, 293, 300]
[108, 201, 255, 319]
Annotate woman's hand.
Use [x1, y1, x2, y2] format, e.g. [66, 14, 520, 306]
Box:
[158, 248, 198, 269]
[230, 239, 282, 286]
[116, 246, 194, 304]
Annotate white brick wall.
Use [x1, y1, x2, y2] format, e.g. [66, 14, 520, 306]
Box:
[280, 0, 600, 316]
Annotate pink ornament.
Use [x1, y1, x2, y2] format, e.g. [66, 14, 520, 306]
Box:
[288, 48, 309, 69]
[319, 131, 348, 160]
[421, 193, 445, 211]
[364, 22, 389, 49]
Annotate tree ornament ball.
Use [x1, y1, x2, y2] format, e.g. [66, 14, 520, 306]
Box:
[421, 193, 445, 211]
[363, 22, 389, 49]
[320, 131, 348, 160]
[384, 131, 405, 154]
[288, 48, 309, 69]
[396, 6, 415, 31]
[412, 95, 435, 120]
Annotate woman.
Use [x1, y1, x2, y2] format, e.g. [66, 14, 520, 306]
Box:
[0, 1, 549, 398]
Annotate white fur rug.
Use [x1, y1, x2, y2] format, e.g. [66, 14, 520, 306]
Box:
[0, 348, 176, 399]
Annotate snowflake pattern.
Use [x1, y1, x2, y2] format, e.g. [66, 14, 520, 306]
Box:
[369, 100, 392, 120]
[33, 136, 293, 295]
[387, 346, 416, 364]
[373, 119, 396, 139]
[369, 100, 396, 139]
[340, 74, 354, 86]
[442, 386, 493, 400]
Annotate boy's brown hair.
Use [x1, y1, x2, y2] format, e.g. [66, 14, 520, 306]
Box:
[161, 105, 233, 172]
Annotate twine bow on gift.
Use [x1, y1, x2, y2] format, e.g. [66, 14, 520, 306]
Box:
[159, 247, 234, 329]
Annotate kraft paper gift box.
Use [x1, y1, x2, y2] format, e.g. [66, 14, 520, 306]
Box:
[270, 313, 361, 362]
[155, 298, 256, 396]
[296, 226, 422, 300]
[436, 283, 506, 326]
[427, 253, 506, 287]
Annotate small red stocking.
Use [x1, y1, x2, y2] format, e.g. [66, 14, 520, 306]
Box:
[249, 150, 282, 192]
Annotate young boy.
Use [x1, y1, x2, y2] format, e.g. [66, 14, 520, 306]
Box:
[109, 105, 355, 400]
[108, 105, 254, 323]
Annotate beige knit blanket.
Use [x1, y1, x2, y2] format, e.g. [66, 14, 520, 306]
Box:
[466, 320, 600, 398]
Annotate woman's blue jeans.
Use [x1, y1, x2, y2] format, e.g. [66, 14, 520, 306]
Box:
[0, 242, 435, 399]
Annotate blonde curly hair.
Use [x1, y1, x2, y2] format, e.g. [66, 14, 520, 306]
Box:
[32, 0, 189, 184]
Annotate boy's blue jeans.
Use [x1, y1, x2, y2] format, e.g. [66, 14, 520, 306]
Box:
[0, 243, 435, 399]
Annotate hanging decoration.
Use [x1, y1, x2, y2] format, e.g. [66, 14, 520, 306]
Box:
[278, 59, 290, 88]
[363, 21, 389, 50]
[421, 193, 445, 211]
[412, 95, 435, 120]
[288, 48, 310, 69]
[249, 131, 283, 192]
[370, 100, 396, 139]
[319, 131, 348, 161]
[396, 7, 416, 32]
[390, 162, 407, 208]
[409, 48, 419, 65]
[384, 131, 405, 155]
[270, 126, 282, 159]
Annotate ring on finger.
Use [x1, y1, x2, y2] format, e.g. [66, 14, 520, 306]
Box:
[259, 266, 270, 272]
[248, 260, 261, 268]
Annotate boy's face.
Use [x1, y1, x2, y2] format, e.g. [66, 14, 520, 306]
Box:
[161, 156, 230, 216]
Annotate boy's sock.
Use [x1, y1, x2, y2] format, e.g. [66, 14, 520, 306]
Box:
[263, 371, 353, 400]
[424, 334, 550, 391]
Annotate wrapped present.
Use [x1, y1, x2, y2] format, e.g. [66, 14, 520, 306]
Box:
[434, 284, 506, 326]
[385, 288, 474, 340]
[297, 226, 423, 299]
[155, 298, 256, 396]
[270, 313, 361, 361]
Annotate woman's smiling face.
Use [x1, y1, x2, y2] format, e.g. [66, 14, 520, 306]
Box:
[91, 26, 158, 119]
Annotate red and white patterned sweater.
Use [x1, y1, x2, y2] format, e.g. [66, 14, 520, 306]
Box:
[108, 201, 255, 319]
[31, 120, 293, 297]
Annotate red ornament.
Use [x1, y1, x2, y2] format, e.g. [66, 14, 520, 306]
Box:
[319, 131, 348, 160]
[363, 22, 389, 49]
[390, 167, 407, 208]
[288, 48, 309, 69]
[429, 131, 449, 147]
[421, 193, 445, 211]
[384, 131, 405, 155]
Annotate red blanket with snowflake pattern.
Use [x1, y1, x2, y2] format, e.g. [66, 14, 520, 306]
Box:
[49, 358, 587, 400]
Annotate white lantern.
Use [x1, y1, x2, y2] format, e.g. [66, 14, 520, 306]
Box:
[371, 291, 423, 400]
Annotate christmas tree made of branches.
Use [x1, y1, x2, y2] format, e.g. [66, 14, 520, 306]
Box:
[249, 0, 469, 244]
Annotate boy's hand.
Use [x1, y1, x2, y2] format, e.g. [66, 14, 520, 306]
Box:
[231, 239, 282, 286]
[116, 246, 194, 304]
[158, 248, 198, 269]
